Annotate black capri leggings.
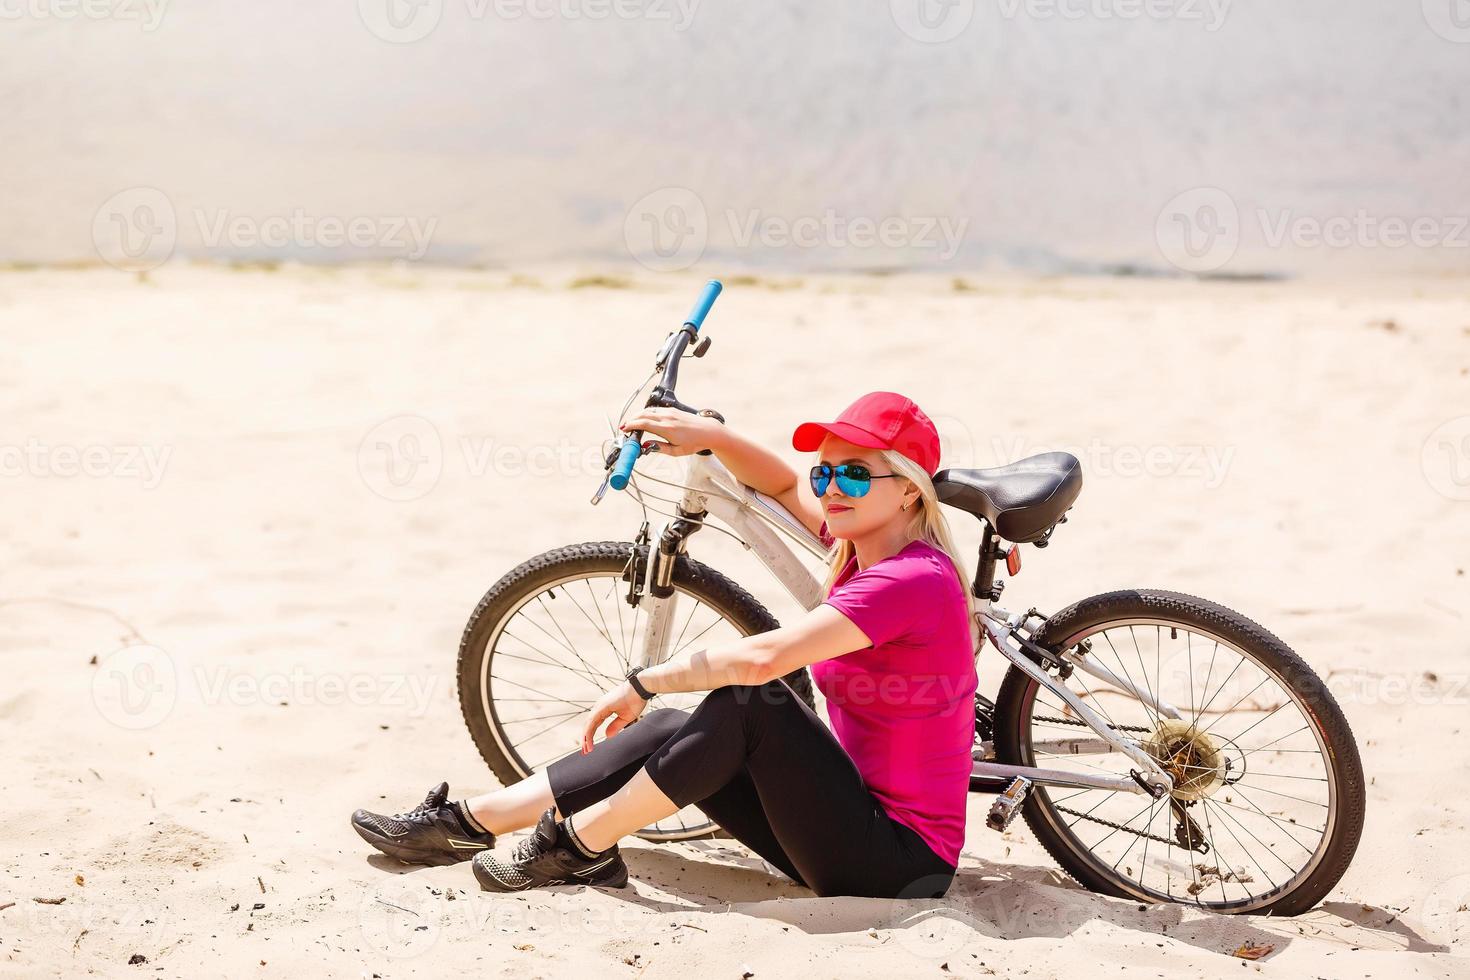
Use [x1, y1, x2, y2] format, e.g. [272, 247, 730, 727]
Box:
[545, 677, 958, 899]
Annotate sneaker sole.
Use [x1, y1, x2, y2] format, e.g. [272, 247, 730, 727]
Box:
[472, 858, 630, 892]
[350, 813, 486, 867]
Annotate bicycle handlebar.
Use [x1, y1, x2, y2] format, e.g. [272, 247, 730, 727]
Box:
[683, 279, 722, 331]
[608, 280, 723, 491]
[609, 438, 640, 490]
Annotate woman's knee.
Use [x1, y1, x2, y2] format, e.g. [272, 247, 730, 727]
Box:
[707, 679, 793, 712]
[636, 706, 691, 739]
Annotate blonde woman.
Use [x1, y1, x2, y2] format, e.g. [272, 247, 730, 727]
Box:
[351, 391, 979, 899]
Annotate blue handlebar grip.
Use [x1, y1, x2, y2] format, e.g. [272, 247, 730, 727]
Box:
[609, 438, 642, 490]
[684, 279, 723, 331]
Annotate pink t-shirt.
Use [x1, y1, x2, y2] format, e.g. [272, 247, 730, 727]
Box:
[808, 520, 978, 867]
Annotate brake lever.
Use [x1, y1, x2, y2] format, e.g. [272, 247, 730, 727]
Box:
[590, 471, 612, 505]
[591, 430, 662, 505]
[592, 419, 627, 505]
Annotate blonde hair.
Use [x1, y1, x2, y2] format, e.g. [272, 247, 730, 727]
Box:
[818, 448, 977, 646]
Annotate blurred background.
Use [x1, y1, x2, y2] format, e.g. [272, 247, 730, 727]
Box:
[4, 0, 1470, 276]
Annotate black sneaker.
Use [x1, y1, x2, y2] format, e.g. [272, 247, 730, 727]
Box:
[351, 781, 496, 866]
[471, 806, 629, 891]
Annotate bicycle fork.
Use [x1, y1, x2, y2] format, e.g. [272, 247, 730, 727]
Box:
[624, 511, 707, 670]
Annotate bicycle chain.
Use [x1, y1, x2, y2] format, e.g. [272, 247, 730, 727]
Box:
[1030, 715, 1204, 850]
[1052, 803, 1193, 849]
[1033, 714, 1152, 734]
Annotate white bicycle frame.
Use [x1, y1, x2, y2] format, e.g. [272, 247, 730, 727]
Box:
[626, 451, 1177, 799]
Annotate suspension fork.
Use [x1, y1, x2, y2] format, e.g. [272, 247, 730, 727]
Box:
[631, 509, 707, 669]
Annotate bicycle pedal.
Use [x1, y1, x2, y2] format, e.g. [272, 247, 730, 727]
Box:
[986, 776, 1032, 833]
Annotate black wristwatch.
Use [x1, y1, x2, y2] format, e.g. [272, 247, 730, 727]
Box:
[626, 666, 655, 701]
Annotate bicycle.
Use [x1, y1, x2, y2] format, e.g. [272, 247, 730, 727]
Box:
[457, 280, 1365, 915]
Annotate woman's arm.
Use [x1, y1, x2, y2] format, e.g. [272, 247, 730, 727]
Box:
[712, 425, 826, 537]
[580, 604, 869, 750]
[619, 408, 825, 536]
[635, 604, 869, 694]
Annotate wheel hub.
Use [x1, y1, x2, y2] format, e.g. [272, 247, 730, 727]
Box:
[1144, 719, 1226, 801]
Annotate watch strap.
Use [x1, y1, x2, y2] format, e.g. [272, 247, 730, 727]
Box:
[626, 666, 654, 701]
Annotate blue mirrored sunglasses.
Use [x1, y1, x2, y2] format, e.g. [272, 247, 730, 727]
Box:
[809, 462, 904, 498]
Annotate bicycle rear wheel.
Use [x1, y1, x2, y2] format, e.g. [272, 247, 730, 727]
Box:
[992, 589, 1365, 916]
[457, 540, 815, 842]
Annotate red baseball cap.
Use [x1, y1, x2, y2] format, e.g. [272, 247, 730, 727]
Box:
[791, 391, 942, 476]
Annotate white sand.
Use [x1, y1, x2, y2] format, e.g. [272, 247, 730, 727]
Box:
[2, 265, 1467, 978]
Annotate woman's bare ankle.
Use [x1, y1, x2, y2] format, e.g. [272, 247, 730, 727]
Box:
[463, 780, 562, 835]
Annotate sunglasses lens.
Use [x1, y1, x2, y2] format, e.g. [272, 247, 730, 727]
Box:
[835, 464, 872, 497]
[811, 463, 883, 498]
[808, 465, 830, 496]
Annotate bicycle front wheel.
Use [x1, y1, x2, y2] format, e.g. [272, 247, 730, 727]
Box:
[992, 589, 1366, 916]
[456, 540, 815, 842]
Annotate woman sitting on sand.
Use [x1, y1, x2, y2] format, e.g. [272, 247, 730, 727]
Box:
[351, 391, 979, 899]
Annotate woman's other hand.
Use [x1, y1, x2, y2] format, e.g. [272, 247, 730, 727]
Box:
[580, 681, 650, 753]
[619, 408, 725, 457]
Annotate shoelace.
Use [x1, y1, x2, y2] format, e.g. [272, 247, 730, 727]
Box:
[510, 833, 548, 864]
[393, 790, 442, 824]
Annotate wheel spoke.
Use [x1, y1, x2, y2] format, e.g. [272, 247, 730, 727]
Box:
[493, 641, 619, 688]
[670, 613, 726, 661]
[1113, 795, 1160, 872]
[669, 596, 701, 658]
[489, 673, 596, 712]
[1127, 626, 1162, 730]
[1200, 793, 1301, 875]
[1220, 697, 1297, 748]
[1206, 795, 1325, 842]
[1088, 797, 1162, 852]
[1198, 796, 1277, 895]
[1100, 630, 1157, 730]
[1193, 797, 1231, 903]
[584, 577, 631, 672]
[1236, 724, 1312, 758]
[1186, 645, 1245, 742]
